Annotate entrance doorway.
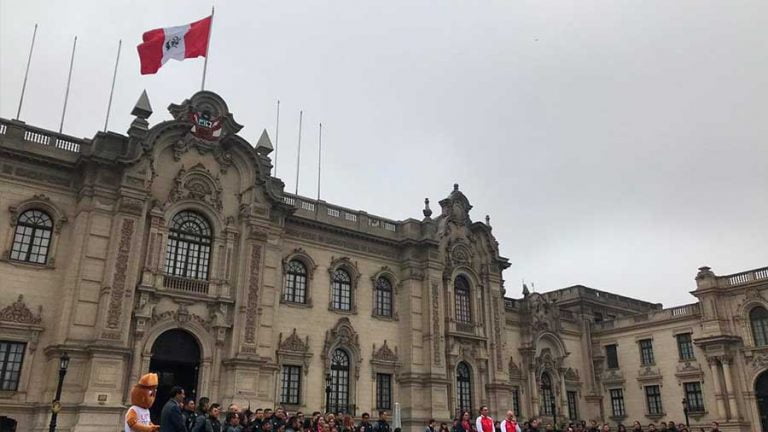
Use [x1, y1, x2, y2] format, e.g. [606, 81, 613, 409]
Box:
[757, 370, 768, 432]
[149, 329, 201, 423]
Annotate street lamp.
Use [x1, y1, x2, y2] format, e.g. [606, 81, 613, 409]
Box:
[48, 352, 70, 432]
[682, 398, 690, 428]
[325, 373, 332, 414]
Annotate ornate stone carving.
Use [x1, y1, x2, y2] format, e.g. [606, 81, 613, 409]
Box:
[450, 243, 472, 265]
[751, 352, 768, 371]
[168, 164, 224, 211]
[492, 297, 503, 367]
[279, 329, 310, 352]
[564, 367, 580, 382]
[509, 357, 523, 380]
[119, 196, 145, 215]
[372, 340, 399, 362]
[528, 293, 561, 333]
[323, 318, 362, 378]
[244, 245, 262, 344]
[106, 218, 135, 329]
[432, 281, 441, 365]
[151, 305, 212, 331]
[0, 295, 42, 324]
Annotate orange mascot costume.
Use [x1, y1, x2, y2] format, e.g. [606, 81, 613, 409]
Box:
[125, 373, 160, 432]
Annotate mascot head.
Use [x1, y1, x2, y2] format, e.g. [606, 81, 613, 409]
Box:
[131, 373, 158, 409]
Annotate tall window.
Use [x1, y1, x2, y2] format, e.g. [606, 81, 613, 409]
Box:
[606, 344, 619, 369]
[609, 389, 625, 417]
[331, 269, 352, 311]
[10, 209, 53, 264]
[454, 276, 471, 324]
[540, 372, 554, 416]
[0, 342, 25, 391]
[330, 349, 350, 413]
[164, 211, 212, 280]
[457, 362, 472, 414]
[512, 387, 521, 417]
[376, 373, 392, 410]
[280, 365, 301, 405]
[751, 307, 768, 347]
[677, 333, 695, 361]
[567, 391, 578, 420]
[374, 277, 393, 317]
[645, 385, 663, 415]
[284, 260, 307, 303]
[684, 382, 705, 412]
[639, 339, 655, 366]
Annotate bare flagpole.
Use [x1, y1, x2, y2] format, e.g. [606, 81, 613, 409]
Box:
[201, 6, 215, 91]
[294, 110, 303, 195]
[316, 123, 322, 201]
[104, 39, 122, 132]
[274, 100, 280, 176]
[59, 36, 77, 134]
[16, 24, 38, 120]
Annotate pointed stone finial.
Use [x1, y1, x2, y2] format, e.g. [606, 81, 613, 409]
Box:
[423, 198, 432, 219]
[522, 282, 530, 297]
[255, 129, 273, 155]
[453, 183, 459, 192]
[485, 215, 491, 227]
[131, 90, 153, 119]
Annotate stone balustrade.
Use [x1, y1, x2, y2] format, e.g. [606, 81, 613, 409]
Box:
[0, 117, 88, 154]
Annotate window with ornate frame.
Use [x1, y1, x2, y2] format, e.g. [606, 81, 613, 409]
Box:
[164, 211, 212, 280]
[332, 269, 352, 311]
[10, 209, 53, 264]
[283, 260, 308, 304]
[751, 306, 768, 347]
[280, 365, 302, 405]
[456, 362, 472, 414]
[454, 276, 472, 325]
[0, 341, 26, 391]
[330, 349, 351, 414]
[374, 277, 393, 318]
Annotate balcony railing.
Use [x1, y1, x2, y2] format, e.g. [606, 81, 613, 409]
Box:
[722, 267, 768, 287]
[282, 193, 399, 235]
[1, 117, 86, 153]
[163, 275, 210, 295]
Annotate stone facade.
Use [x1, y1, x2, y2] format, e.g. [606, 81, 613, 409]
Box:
[0, 91, 766, 432]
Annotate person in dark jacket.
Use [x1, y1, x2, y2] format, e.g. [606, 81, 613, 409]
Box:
[372, 411, 391, 432]
[184, 399, 199, 431]
[160, 386, 188, 432]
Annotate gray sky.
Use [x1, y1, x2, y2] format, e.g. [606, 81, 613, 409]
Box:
[2, 0, 767, 307]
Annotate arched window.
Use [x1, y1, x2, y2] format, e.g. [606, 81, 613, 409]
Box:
[10, 209, 53, 264]
[457, 362, 472, 414]
[541, 372, 554, 416]
[164, 211, 212, 280]
[330, 349, 350, 413]
[751, 307, 768, 347]
[454, 276, 472, 324]
[374, 277, 393, 317]
[284, 260, 308, 303]
[332, 269, 352, 311]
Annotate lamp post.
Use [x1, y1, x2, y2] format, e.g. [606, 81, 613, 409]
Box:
[325, 373, 332, 414]
[682, 398, 690, 428]
[48, 352, 70, 432]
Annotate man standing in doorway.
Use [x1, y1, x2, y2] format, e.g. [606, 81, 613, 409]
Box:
[475, 406, 494, 432]
[160, 386, 187, 432]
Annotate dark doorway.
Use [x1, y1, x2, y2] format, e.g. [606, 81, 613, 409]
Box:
[0, 416, 18, 432]
[149, 329, 200, 424]
[757, 370, 768, 432]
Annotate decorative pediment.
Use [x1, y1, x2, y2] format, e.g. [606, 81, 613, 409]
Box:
[439, 184, 473, 226]
[277, 329, 313, 374]
[328, 256, 361, 281]
[751, 352, 768, 371]
[449, 242, 473, 266]
[169, 91, 242, 142]
[674, 361, 704, 383]
[564, 367, 580, 382]
[372, 340, 399, 363]
[0, 295, 42, 325]
[509, 357, 523, 380]
[168, 164, 223, 211]
[529, 294, 561, 333]
[602, 369, 625, 386]
[636, 366, 663, 388]
[279, 329, 310, 353]
[323, 318, 362, 378]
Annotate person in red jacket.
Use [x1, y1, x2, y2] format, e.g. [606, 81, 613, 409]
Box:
[499, 411, 521, 432]
[475, 406, 494, 432]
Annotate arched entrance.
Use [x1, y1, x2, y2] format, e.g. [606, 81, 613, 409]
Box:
[757, 370, 768, 431]
[149, 329, 201, 423]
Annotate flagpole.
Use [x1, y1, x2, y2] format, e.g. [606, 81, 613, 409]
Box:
[59, 36, 77, 134]
[316, 123, 322, 201]
[201, 6, 215, 91]
[16, 24, 38, 120]
[274, 99, 280, 176]
[104, 39, 122, 132]
[295, 110, 303, 195]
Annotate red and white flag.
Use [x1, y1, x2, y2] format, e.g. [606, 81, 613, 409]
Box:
[137, 16, 211, 75]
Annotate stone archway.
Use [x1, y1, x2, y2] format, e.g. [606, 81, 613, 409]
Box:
[756, 369, 768, 432]
[148, 328, 201, 423]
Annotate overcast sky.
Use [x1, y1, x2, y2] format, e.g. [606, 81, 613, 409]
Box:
[2, 1, 766, 307]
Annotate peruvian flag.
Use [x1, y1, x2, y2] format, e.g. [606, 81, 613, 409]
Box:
[137, 16, 211, 75]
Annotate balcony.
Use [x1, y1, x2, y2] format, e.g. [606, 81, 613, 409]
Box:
[163, 275, 210, 295]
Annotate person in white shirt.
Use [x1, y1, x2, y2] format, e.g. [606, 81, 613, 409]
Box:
[499, 411, 521, 432]
[475, 406, 494, 432]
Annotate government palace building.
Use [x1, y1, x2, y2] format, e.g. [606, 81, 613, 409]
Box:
[0, 91, 767, 432]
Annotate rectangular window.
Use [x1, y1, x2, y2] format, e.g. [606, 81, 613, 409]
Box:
[606, 344, 619, 369]
[684, 382, 705, 412]
[512, 387, 521, 418]
[639, 339, 655, 366]
[594, 312, 604, 323]
[677, 333, 695, 361]
[609, 389, 625, 417]
[567, 391, 578, 420]
[0, 341, 26, 391]
[645, 385, 663, 415]
[280, 365, 301, 405]
[376, 373, 392, 410]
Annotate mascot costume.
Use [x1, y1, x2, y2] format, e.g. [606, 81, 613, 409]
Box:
[125, 373, 160, 432]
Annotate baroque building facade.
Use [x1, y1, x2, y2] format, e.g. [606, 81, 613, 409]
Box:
[0, 91, 766, 432]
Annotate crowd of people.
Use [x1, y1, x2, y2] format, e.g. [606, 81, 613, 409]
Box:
[155, 388, 723, 432]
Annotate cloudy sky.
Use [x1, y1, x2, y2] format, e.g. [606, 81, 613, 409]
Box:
[1, 1, 766, 307]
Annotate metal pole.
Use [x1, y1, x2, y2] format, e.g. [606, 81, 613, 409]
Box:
[59, 36, 77, 134]
[294, 110, 303, 195]
[48, 366, 67, 432]
[104, 39, 122, 132]
[201, 6, 215, 91]
[274, 100, 280, 175]
[16, 24, 38, 120]
[316, 122, 322, 201]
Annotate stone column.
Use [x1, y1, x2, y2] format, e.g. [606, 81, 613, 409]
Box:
[707, 358, 725, 420]
[722, 357, 739, 419]
[529, 367, 539, 415]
